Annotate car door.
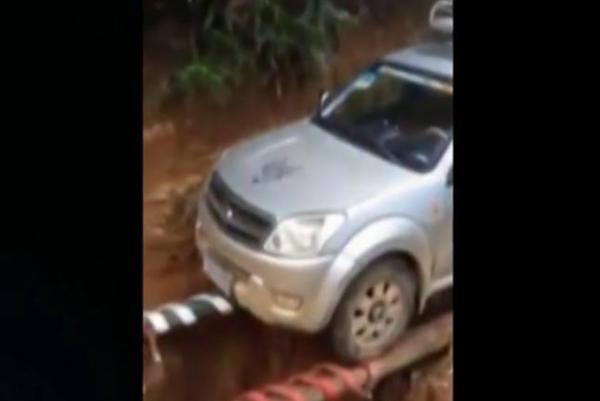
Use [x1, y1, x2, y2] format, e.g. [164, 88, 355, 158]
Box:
[434, 156, 453, 281]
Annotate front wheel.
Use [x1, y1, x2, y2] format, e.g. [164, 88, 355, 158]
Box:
[330, 259, 417, 361]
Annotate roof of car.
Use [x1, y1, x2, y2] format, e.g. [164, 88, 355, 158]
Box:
[383, 42, 453, 81]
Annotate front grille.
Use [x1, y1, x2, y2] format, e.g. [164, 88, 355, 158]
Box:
[206, 172, 274, 248]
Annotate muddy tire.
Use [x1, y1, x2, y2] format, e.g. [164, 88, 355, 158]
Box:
[331, 259, 417, 361]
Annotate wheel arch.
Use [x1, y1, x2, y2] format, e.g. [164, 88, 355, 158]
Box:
[315, 217, 434, 330]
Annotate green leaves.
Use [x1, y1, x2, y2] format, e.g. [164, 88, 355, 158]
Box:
[168, 0, 357, 102]
[171, 60, 231, 104]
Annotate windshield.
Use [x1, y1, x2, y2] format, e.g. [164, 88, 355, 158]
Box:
[315, 64, 453, 172]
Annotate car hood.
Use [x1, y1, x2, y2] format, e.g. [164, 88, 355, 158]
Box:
[214, 119, 418, 219]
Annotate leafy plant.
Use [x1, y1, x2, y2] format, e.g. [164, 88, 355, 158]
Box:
[167, 0, 357, 102]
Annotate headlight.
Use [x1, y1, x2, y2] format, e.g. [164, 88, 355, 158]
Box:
[264, 214, 345, 257]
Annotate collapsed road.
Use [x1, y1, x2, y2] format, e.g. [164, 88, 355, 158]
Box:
[143, 290, 452, 400]
[233, 313, 452, 401]
[143, 292, 235, 395]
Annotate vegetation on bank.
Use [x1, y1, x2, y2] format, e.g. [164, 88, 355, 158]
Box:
[144, 0, 428, 103]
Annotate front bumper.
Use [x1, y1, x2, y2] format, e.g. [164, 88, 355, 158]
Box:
[196, 199, 335, 333]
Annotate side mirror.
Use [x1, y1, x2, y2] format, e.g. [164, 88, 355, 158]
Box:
[447, 167, 453, 186]
[429, 0, 453, 35]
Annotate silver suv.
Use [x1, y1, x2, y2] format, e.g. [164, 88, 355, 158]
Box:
[196, 39, 453, 360]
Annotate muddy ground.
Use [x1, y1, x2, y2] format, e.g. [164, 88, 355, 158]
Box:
[143, 7, 451, 401]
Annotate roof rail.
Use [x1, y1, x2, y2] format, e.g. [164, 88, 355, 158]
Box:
[429, 0, 453, 36]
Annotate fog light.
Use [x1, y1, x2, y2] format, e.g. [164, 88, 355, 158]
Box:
[273, 292, 302, 310]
